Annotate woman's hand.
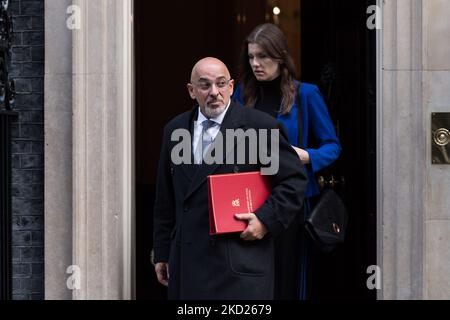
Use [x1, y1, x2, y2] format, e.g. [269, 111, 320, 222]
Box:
[293, 146, 310, 165]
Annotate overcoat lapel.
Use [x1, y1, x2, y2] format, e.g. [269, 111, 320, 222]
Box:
[178, 107, 198, 182]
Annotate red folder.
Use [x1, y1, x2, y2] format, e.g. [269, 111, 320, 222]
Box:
[208, 171, 271, 235]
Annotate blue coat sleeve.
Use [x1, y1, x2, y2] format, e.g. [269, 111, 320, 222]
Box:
[232, 85, 244, 105]
[304, 85, 341, 173]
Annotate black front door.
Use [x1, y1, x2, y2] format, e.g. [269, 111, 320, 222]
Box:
[301, 0, 377, 299]
[135, 0, 376, 300]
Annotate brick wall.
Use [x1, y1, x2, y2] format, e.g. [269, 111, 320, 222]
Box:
[9, 0, 44, 300]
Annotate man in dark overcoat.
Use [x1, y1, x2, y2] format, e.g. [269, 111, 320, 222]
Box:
[153, 57, 307, 299]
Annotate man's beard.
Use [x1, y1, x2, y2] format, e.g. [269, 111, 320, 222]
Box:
[202, 102, 227, 118]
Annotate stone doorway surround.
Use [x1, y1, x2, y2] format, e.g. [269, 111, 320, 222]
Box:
[378, 0, 450, 300]
[45, 0, 134, 299]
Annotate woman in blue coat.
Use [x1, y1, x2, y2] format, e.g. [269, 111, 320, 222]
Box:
[233, 23, 341, 299]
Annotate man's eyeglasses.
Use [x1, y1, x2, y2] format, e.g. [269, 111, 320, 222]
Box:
[193, 79, 232, 91]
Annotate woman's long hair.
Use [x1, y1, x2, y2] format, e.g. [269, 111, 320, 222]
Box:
[239, 23, 298, 115]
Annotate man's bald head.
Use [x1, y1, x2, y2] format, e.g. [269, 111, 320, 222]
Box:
[187, 57, 234, 119]
[190, 57, 231, 83]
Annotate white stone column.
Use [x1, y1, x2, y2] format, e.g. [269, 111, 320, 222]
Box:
[380, 0, 450, 299]
[45, 0, 134, 300]
[45, 0, 74, 300]
[72, 0, 134, 300]
[422, 0, 450, 300]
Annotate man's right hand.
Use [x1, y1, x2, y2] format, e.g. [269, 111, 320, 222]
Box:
[155, 262, 169, 287]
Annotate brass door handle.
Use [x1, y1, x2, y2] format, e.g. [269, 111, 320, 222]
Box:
[434, 128, 450, 146]
[431, 113, 450, 164]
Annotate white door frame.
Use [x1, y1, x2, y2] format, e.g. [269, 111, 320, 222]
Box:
[45, 0, 136, 300]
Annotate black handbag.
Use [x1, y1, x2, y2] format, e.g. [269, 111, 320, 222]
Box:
[304, 189, 348, 252]
[296, 83, 348, 253]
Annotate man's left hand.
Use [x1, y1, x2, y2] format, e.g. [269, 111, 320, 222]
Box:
[235, 213, 268, 241]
